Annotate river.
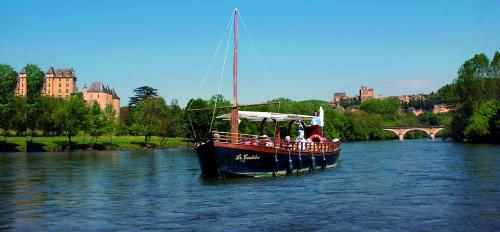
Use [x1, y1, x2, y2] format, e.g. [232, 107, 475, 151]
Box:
[0, 140, 499, 231]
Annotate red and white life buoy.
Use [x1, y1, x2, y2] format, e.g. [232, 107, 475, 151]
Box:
[309, 134, 323, 142]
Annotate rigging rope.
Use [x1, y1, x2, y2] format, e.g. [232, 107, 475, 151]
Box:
[188, 113, 197, 139]
[239, 13, 272, 82]
[209, 17, 234, 132]
[187, 13, 233, 139]
[198, 14, 234, 90]
[239, 12, 280, 139]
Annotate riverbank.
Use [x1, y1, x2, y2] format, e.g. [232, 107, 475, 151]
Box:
[0, 136, 189, 152]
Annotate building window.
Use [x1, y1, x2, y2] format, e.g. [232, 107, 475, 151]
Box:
[58, 89, 61, 93]
[66, 89, 69, 93]
[66, 83, 69, 87]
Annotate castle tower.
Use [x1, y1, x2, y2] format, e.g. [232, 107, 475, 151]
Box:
[43, 67, 77, 98]
[14, 67, 27, 96]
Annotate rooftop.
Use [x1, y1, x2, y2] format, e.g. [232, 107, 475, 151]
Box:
[46, 67, 75, 77]
[85, 82, 120, 99]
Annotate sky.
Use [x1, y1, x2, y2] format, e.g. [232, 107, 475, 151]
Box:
[1, 0, 499, 106]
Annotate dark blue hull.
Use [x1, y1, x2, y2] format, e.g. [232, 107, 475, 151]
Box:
[196, 142, 340, 178]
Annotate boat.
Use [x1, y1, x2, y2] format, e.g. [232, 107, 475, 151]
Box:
[193, 9, 341, 177]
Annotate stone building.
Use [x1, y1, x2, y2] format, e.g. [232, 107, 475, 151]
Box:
[432, 104, 452, 114]
[398, 94, 425, 104]
[359, 85, 374, 102]
[15, 66, 77, 98]
[43, 67, 77, 98]
[82, 82, 120, 116]
[331, 92, 348, 107]
[14, 68, 27, 96]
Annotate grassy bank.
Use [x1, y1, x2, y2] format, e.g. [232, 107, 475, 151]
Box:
[0, 136, 189, 152]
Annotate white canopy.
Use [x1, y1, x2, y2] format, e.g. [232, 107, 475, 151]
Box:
[216, 111, 314, 122]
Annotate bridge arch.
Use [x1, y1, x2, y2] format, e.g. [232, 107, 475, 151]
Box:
[383, 127, 444, 140]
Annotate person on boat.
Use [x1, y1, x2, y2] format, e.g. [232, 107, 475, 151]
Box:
[297, 121, 304, 139]
[251, 135, 259, 145]
[296, 121, 307, 150]
[312, 111, 321, 126]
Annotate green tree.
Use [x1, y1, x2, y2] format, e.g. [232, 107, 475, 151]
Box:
[11, 97, 26, 136]
[128, 86, 158, 108]
[132, 96, 167, 147]
[360, 98, 400, 115]
[435, 52, 500, 142]
[25, 64, 45, 141]
[119, 106, 131, 125]
[103, 104, 117, 146]
[492, 51, 500, 79]
[345, 111, 386, 140]
[55, 94, 89, 149]
[436, 84, 459, 105]
[323, 109, 349, 140]
[463, 100, 500, 142]
[39, 96, 64, 136]
[184, 95, 231, 143]
[157, 99, 184, 146]
[87, 102, 105, 149]
[0, 64, 18, 141]
[418, 112, 440, 126]
[446, 53, 500, 141]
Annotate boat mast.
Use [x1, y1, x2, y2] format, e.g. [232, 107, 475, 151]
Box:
[231, 8, 239, 143]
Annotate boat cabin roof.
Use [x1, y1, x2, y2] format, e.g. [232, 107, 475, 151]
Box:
[216, 111, 314, 122]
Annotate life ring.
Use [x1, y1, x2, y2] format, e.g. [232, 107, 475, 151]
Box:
[309, 134, 323, 143]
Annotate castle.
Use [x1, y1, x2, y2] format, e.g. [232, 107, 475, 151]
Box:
[15, 67, 77, 98]
[14, 66, 120, 116]
[359, 85, 374, 102]
[83, 82, 120, 116]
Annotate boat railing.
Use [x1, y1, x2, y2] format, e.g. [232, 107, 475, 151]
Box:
[212, 131, 340, 152]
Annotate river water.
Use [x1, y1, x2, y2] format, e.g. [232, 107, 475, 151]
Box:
[0, 140, 499, 231]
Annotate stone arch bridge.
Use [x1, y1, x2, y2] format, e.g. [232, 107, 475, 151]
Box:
[383, 126, 444, 140]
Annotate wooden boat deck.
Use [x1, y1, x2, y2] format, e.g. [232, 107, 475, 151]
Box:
[212, 131, 340, 153]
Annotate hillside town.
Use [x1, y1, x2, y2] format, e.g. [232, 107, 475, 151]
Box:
[330, 85, 452, 115]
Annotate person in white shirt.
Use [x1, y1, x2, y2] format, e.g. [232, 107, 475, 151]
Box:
[297, 121, 304, 139]
[312, 112, 321, 126]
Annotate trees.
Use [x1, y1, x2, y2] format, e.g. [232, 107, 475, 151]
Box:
[25, 64, 45, 141]
[437, 52, 500, 142]
[87, 102, 105, 149]
[344, 111, 386, 140]
[132, 96, 167, 147]
[157, 99, 184, 146]
[463, 100, 500, 142]
[128, 86, 158, 108]
[322, 109, 349, 140]
[184, 95, 231, 142]
[55, 94, 89, 149]
[359, 98, 400, 115]
[103, 104, 117, 146]
[0, 64, 18, 141]
[185, 98, 211, 142]
[492, 52, 500, 79]
[11, 97, 26, 136]
[39, 97, 64, 136]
